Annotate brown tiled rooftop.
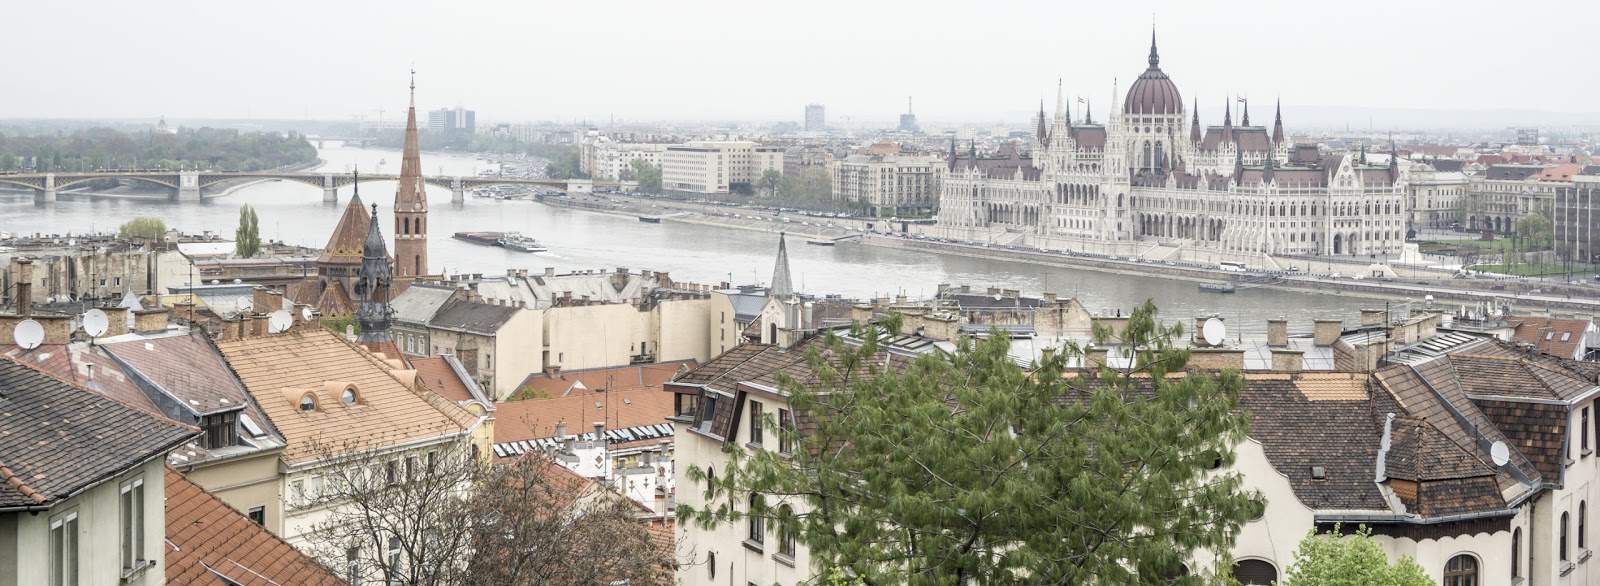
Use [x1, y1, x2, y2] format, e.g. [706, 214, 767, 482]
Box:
[164, 467, 343, 585]
[495, 388, 673, 448]
[518, 360, 695, 399]
[411, 355, 474, 403]
[216, 328, 477, 464]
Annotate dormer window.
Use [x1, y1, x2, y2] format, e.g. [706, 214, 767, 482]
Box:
[299, 395, 317, 411]
[201, 411, 239, 449]
[341, 387, 358, 406]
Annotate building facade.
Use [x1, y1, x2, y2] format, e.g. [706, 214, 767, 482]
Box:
[803, 104, 825, 132]
[1554, 170, 1600, 265]
[662, 141, 784, 194]
[1406, 163, 1468, 230]
[932, 35, 1407, 262]
[830, 153, 945, 217]
[580, 135, 670, 181]
[426, 106, 475, 135]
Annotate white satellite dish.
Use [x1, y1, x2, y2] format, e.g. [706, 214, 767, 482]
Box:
[1201, 317, 1226, 347]
[266, 309, 294, 334]
[300, 306, 314, 322]
[82, 309, 110, 338]
[14, 319, 45, 350]
[1490, 441, 1511, 467]
[237, 296, 253, 313]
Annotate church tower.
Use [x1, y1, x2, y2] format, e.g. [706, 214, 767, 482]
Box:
[394, 69, 429, 278]
[356, 202, 395, 344]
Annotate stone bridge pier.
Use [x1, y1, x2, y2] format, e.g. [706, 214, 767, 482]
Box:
[451, 177, 465, 204]
[322, 174, 338, 203]
[35, 174, 56, 204]
[176, 171, 201, 202]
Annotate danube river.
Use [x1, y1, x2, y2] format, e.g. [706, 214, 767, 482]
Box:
[0, 145, 1386, 336]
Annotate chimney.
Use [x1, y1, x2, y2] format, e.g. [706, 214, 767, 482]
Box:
[1042, 292, 1058, 304]
[1086, 347, 1109, 367]
[1360, 308, 1386, 327]
[1267, 319, 1289, 347]
[544, 267, 556, 277]
[133, 307, 171, 334]
[1040, 346, 1056, 363]
[1270, 348, 1304, 372]
[101, 306, 129, 336]
[592, 422, 606, 446]
[1313, 319, 1343, 346]
[11, 257, 32, 316]
[1193, 316, 1209, 345]
[251, 286, 279, 315]
[555, 422, 568, 440]
[252, 313, 269, 337]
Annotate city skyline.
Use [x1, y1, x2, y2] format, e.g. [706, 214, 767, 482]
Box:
[6, 0, 1599, 126]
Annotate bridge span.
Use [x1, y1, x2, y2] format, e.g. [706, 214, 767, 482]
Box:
[0, 171, 613, 205]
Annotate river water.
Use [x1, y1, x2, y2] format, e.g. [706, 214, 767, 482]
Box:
[0, 144, 1385, 336]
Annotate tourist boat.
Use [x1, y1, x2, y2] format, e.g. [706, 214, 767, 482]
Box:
[1198, 282, 1236, 294]
[805, 238, 836, 246]
[497, 232, 548, 253]
[638, 216, 662, 223]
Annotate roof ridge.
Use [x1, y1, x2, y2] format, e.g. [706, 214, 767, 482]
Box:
[0, 460, 46, 504]
[0, 353, 187, 429]
[328, 329, 479, 430]
[163, 466, 340, 584]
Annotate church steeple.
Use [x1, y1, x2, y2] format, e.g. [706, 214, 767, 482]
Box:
[1055, 78, 1068, 125]
[1241, 97, 1250, 127]
[1272, 99, 1285, 144]
[355, 194, 394, 344]
[1221, 97, 1234, 143]
[770, 233, 793, 299]
[1036, 100, 1048, 145]
[393, 67, 429, 279]
[1147, 27, 1160, 69]
[1189, 98, 1201, 144]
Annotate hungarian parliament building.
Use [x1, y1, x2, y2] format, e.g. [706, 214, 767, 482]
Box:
[934, 34, 1407, 259]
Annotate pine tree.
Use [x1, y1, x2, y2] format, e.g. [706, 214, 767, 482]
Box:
[235, 204, 260, 258]
[680, 301, 1260, 585]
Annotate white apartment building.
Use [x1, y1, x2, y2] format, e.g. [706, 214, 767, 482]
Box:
[579, 135, 671, 181]
[662, 141, 784, 194]
[830, 153, 946, 217]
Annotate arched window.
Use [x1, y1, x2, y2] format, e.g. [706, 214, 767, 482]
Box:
[1231, 559, 1277, 585]
[1142, 142, 1152, 171]
[1562, 512, 1571, 561]
[1443, 554, 1478, 586]
[1512, 528, 1521, 579]
[747, 494, 765, 545]
[778, 504, 797, 558]
[707, 552, 716, 580]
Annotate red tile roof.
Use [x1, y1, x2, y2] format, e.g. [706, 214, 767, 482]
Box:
[494, 388, 674, 447]
[164, 467, 343, 585]
[412, 356, 473, 403]
[516, 360, 695, 399]
[1508, 317, 1591, 359]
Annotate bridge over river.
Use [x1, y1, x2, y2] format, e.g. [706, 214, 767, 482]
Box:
[0, 170, 612, 204]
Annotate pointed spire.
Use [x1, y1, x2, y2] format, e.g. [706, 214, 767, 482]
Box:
[1084, 99, 1092, 125]
[770, 233, 793, 299]
[1147, 26, 1160, 68]
[970, 140, 977, 159]
[1222, 96, 1234, 143]
[1359, 142, 1368, 165]
[356, 200, 394, 343]
[1190, 98, 1202, 144]
[1262, 141, 1276, 184]
[1233, 144, 1245, 182]
[948, 138, 958, 171]
[1037, 100, 1048, 144]
[1389, 134, 1399, 179]
[395, 68, 428, 278]
[1272, 98, 1285, 144]
[1241, 97, 1250, 127]
[1055, 78, 1067, 124]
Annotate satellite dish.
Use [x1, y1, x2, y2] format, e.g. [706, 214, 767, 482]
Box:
[82, 309, 110, 338]
[14, 319, 45, 350]
[1490, 441, 1511, 467]
[1201, 317, 1226, 347]
[266, 310, 294, 334]
[300, 306, 314, 321]
[237, 297, 253, 313]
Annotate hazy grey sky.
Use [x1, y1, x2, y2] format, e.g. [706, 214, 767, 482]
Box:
[8, 0, 1597, 123]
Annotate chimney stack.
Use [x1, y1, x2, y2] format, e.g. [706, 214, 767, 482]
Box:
[133, 307, 171, 334]
[1267, 319, 1289, 347]
[12, 257, 33, 316]
[1360, 308, 1386, 327]
[1313, 319, 1343, 346]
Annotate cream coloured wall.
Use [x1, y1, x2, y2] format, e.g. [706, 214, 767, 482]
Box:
[179, 449, 285, 535]
[657, 294, 738, 364]
[1, 458, 166, 586]
[490, 308, 543, 400]
[543, 303, 652, 371]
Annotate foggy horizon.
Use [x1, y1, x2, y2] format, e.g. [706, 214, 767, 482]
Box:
[8, 0, 1599, 128]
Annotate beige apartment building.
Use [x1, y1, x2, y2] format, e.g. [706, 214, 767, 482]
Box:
[830, 153, 945, 217]
[580, 135, 671, 181]
[662, 141, 784, 194]
[1406, 164, 1468, 230]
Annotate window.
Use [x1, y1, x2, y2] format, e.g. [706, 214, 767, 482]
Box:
[120, 477, 145, 571]
[1574, 406, 1587, 454]
[696, 395, 718, 432]
[247, 506, 265, 526]
[1511, 528, 1521, 579]
[406, 456, 418, 482]
[347, 546, 362, 586]
[49, 510, 79, 586]
[1563, 512, 1572, 561]
[387, 536, 402, 585]
[427, 450, 438, 472]
[341, 387, 358, 405]
[778, 408, 794, 455]
[1444, 554, 1478, 586]
[748, 401, 763, 446]
[386, 460, 399, 486]
[707, 552, 716, 580]
[299, 394, 316, 411]
[747, 494, 765, 545]
[778, 505, 797, 558]
[1583, 501, 1589, 550]
[202, 410, 239, 449]
[1231, 559, 1276, 585]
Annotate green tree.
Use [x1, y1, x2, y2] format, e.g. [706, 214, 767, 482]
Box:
[759, 169, 782, 197]
[118, 217, 167, 240]
[631, 160, 662, 193]
[1282, 525, 1432, 586]
[235, 204, 261, 258]
[681, 301, 1258, 585]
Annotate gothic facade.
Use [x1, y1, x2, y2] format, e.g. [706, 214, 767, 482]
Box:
[935, 34, 1408, 259]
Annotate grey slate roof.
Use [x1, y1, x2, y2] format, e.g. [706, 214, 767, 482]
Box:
[0, 357, 196, 509]
[428, 299, 520, 335]
[390, 284, 459, 325]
